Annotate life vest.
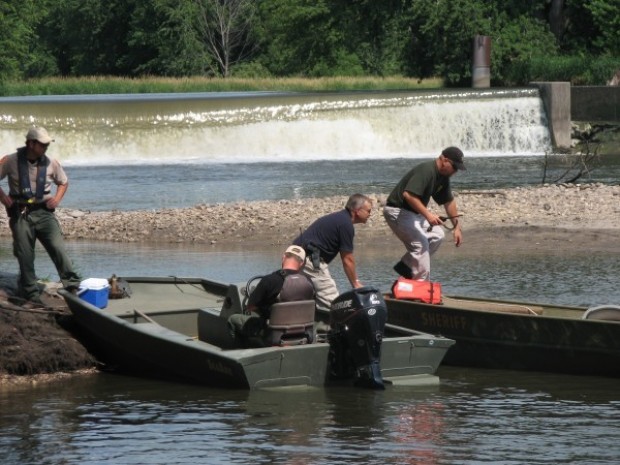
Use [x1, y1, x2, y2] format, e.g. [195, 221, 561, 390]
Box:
[17, 148, 49, 201]
[391, 278, 442, 304]
[278, 271, 315, 302]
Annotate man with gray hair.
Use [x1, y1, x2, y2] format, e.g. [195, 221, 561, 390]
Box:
[0, 127, 82, 306]
[293, 193, 372, 311]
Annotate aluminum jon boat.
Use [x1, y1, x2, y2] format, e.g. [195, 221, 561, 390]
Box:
[59, 276, 455, 390]
[384, 293, 620, 378]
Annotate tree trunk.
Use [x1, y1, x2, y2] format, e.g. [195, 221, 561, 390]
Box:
[548, 0, 565, 42]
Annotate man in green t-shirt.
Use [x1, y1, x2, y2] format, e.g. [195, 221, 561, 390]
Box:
[383, 147, 465, 281]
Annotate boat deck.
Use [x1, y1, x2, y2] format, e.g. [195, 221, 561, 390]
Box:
[385, 295, 590, 320]
[441, 296, 546, 315]
[106, 280, 226, 317]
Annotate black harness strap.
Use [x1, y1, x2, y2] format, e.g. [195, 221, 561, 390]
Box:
[17, 149, 49, 201]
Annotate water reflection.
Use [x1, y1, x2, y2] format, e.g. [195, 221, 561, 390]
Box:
[1, 369, 618, 465]
[435, 368, 620, 465]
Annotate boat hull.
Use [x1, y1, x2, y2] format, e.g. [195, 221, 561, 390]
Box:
[385, 295, 620, 377]
[64, 295, 331, 389]
[60, 276, 454, 389]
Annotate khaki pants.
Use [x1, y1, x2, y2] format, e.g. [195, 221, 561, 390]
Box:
[300, 259, 339, 312]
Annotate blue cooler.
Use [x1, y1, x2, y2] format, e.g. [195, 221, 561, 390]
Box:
[78, 278, 110, 309]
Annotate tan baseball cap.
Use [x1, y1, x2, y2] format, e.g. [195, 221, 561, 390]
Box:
[26, 127, 54, 144]
[285, 245, 306, 262]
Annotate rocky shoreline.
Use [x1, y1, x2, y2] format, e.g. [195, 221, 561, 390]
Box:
[1, 183, 619, 386]
[1, 183, 618, 247]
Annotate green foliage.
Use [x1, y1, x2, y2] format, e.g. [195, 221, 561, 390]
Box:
[0, 1, 37, 80]
[0, 0, 617, 85]
[404, 0, 497, 86]
[505, 55, 620, 85]
[256, 0, 408, 77]
[0, 76, 444, 96]
[402, 0, 559, 86]
[41, 0, 136, 75]
[257, 0, 345, 76]
[490, 14, 558, 85]
[590, 57, 620, 84]
[559, 1, 596, 54]
[191, 0, 258, 77]
[327, 0, 410, 76]
[230, 61, 273, 78]
[126, 0, 211, 76]
[586, 0, 620, 55]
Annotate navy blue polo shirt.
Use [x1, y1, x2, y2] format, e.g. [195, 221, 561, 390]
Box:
[293, 209, 354, 264]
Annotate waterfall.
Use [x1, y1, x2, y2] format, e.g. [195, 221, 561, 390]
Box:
[0, 89, 551, 166]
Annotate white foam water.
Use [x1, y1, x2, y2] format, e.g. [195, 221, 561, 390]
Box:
[0, 89, 551, 166]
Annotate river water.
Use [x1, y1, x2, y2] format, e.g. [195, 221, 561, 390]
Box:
[1, 91, 619, 464]
[1, 368, 618, 465]
[54, 154, 620, 211]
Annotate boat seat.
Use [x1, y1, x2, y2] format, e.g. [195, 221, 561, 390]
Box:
[266, 300, 316, 346]
[582, 305, 620, 322]
[219, 284, 245, 320]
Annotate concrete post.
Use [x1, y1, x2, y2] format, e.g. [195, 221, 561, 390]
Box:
[472, 35, 491, 88]
[532, 82, 571, 150]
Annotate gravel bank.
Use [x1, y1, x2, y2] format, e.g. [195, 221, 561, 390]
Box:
[1, 184, 616, 246]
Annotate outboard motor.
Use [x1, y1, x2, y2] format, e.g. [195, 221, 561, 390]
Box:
[328, 286, 387, 389]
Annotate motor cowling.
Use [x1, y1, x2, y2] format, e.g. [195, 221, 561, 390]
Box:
[328, 286, 387, 389]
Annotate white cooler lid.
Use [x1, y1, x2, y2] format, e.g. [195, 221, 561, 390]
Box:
[79, 278, 110, 290]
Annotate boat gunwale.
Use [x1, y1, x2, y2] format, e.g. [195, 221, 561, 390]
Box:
[384, 293, 600, 322]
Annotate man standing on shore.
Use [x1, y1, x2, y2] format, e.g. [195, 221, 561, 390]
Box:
[0, 127, 82, 305]
[293, 193, 372, 311]
[383, 147, 465, 281]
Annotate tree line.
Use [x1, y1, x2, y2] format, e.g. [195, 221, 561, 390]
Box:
[1, 0, 618, 86]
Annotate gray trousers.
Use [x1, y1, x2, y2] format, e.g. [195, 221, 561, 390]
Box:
[10, 208, 81, 300]
[383, 205, 444, 281]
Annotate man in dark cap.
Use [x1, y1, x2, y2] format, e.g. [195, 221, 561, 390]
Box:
[383, 147, 465, 281]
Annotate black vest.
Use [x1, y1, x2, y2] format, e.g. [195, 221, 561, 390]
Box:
[17, 147, 49, 201]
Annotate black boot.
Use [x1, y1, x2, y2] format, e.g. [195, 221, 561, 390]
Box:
[393, 261, 413, 279]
